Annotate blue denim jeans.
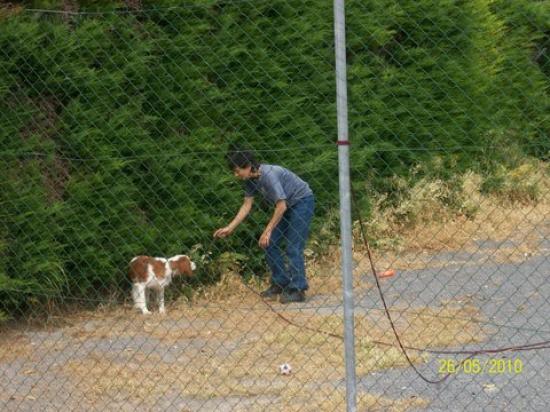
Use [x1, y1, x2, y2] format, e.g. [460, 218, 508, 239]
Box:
[265, 195, 315, 291]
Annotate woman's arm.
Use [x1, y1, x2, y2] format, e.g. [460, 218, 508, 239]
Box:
[213, 196, 254, 238]
[259, 199, 287, 248]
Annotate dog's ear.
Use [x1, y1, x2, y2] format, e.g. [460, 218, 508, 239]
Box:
[182, 256, 194, 276]
[172, 256, 194, 276]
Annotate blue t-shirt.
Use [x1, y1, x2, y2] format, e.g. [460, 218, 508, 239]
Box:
[244, 164, 313, 207]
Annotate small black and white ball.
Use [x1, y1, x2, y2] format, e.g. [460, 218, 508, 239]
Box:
[279, 363, 292, 375]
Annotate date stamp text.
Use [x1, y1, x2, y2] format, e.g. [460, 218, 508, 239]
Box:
[438, 358, 523, 375]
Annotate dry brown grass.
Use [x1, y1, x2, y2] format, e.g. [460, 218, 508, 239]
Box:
[337, 173, 550, 274]
[52, 293, 483, 410]
[357, 163, 549, 255]
[0, 333, 35, 363]
[62, 349, 428, 411]
[356, 198, 549, 275]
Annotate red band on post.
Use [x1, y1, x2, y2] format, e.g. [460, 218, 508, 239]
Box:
[336, 140, 350, 145]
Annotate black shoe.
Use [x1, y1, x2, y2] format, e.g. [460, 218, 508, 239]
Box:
[260, 284, 283, 299]
[280, 289, 306, 304]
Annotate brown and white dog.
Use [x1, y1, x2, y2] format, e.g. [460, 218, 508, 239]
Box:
[128, 255, 195, 315]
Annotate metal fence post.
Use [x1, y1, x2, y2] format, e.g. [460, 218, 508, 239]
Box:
[334, 0, 357, 410]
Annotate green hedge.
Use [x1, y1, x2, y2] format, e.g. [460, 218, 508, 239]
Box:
[0, 0, 548, 318]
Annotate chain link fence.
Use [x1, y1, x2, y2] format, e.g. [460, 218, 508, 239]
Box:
[1, 1, 549, 411]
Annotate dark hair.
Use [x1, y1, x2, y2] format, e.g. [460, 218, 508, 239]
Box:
[226, 147, 259, 171]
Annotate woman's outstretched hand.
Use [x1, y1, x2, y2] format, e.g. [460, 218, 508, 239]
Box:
[213, 226, 233, 238]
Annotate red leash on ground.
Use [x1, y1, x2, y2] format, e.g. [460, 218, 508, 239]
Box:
[351, 189, 550, 383]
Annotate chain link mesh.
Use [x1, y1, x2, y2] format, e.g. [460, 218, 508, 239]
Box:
[1, 1, 549, 411]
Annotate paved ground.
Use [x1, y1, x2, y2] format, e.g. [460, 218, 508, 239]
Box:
[356, 249, 550, 412]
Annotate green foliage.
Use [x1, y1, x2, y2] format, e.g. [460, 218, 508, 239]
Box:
[0, 0, 548, 318]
